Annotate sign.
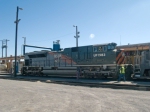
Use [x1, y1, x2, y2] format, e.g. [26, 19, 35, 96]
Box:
[93, 53, 106, 57]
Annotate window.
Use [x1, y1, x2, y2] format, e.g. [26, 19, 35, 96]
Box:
[108, 45, 111, 49]
[93, 47, 98, 52]
[98, 46, 103, 51]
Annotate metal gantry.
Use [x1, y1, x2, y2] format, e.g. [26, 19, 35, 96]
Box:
[0, 39, 9, 58]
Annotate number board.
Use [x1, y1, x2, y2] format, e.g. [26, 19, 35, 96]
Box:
[93, 53, 106, 57]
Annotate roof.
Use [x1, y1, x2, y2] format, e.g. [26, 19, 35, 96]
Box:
[116, 42, 150, 51]
[117, 42, 150, 48]
[25, 50, 50, 55]
[93, 42, 116, 46]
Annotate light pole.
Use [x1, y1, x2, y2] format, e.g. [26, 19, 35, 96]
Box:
[21, 37, 26, 55]
[14, 6, 23, 77]
[22, 37, 26, 45]
[73, 25, 80, 47]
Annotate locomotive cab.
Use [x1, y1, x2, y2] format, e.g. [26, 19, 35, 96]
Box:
[93, 43, 117, 52]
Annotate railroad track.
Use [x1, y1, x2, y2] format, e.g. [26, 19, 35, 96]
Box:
[1, 73, 150, 81]
[0, 74, 150, 91]
[16, 74, 150, 82]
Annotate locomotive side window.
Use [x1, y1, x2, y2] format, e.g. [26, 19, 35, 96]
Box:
[98, 46, 103, 51]
[93, 47, 98, 52]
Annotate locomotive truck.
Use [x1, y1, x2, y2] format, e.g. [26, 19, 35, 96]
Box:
[21, 41, 150, 79]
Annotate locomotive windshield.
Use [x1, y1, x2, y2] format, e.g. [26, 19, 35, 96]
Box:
[108, 45, 115, 50]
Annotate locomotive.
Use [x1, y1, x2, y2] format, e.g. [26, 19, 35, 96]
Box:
[22, 41, 134, 79]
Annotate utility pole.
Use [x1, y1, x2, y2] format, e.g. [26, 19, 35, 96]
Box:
[73, 25, 80, 47]
[5, 39, 9, 57]
[14, 6, 23, 77]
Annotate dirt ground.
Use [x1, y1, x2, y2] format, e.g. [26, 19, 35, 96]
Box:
[0, 79, 150, 112]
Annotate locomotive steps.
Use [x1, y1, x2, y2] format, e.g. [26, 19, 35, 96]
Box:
[0, 74, 150, 91]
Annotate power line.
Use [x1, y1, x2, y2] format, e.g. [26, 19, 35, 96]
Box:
[120, 35, 121, 45]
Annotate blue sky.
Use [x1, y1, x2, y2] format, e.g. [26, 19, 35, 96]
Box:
[0, 0, 150, 57]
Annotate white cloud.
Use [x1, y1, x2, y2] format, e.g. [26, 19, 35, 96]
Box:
[89, 34, 95, 39]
